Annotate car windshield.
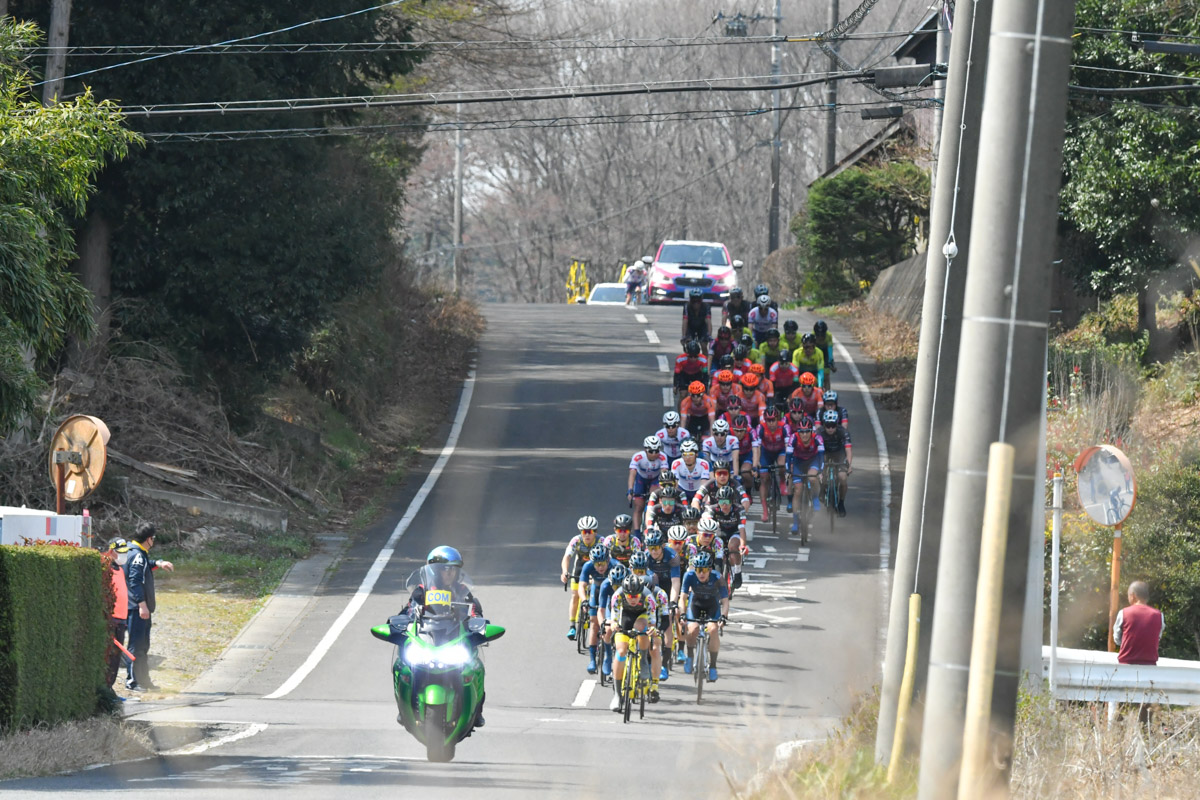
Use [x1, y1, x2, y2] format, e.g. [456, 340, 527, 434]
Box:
[657, 244, 729, 267]
[589, 285, 626, 302]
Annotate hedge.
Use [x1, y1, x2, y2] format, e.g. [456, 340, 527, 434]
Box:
[0, 545, 108, 730]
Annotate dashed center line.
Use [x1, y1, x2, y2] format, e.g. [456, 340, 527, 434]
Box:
[645, 329, 660, 344]
[662, 388, 674, 407]
[657, 355, 669, 373]
[572, 679, 597, 707]
[635, 314, 648, 324]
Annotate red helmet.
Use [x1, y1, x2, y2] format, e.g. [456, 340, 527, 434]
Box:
[795, 417, 814, 432]
[800, 372, 817, 386]
[689, 381, 706, 395]
[763, 407, 780, 422]
[740, 373, 760, 389]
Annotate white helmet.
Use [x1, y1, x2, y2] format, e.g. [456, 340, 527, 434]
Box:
[757, 294, 771, 307]
[662, 411, 681, 426]
[712, 419, 729, 435]
[699, 518, 720, 533]
[643, 435, 661, 451]
[680, 440, 700, 455]
[667, 525, 689, 542]
[577, 515, 598, 531]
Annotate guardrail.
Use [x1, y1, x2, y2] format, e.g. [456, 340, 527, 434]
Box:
[1044, 646, 1200, 705]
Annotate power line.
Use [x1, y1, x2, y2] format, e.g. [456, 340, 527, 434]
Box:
[1071, 63, 1200, 83]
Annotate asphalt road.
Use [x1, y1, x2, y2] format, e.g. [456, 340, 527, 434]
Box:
[6, 303, 898, 798]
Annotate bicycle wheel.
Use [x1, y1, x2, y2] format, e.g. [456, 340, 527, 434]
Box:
[622, 653, 635, 724]
[694, 636, 707, 704]
[769, 471, 779, 536]
[827, 470, 839, 536]
[799, 481, 812, 546]
[575, 603, 587, 655]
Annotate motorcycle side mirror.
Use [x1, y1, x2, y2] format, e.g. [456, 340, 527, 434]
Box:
[466, 617, 487, 634]
[483, 623, 506, 642]
[733, 260, 744, 269]
[371, 624, 404, 644]
[388, 613, 412, 632]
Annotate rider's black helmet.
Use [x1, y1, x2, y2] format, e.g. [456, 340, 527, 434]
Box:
[613, 514, 633, 530]
[814, 320, 828, 337]
[783, 320, 799, 334]
[622, 574, 644, 595]
[730, 287, 744, 299]
[689, 288, 704, 301]
[730, 314, 745, 328]
[685, 340, 701, 358]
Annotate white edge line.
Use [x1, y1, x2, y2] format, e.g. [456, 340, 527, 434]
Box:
[834, 338, 892, 680]
[263, 369, 478, 699]
[163, 723, 269, 756]
[571, 679, 597, 707]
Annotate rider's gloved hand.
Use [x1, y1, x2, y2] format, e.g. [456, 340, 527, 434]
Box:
[627, 488, 634, 497]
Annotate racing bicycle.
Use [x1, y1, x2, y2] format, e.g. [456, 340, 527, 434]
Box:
[762, 464, 783, 536]
[621, 628, 653, 723]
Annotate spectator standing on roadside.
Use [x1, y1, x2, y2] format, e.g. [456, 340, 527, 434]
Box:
[1114, 580, 1163, 666]
[105, 538, 131, 690]
[125, 523, 174, 691]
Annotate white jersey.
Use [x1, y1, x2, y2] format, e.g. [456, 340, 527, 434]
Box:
[629, 450, 669, 480]
[700, 434, 739, 464]
[747, 306, 779, 334]
[655, 426, 692, 460]
[672, 457, 712, 494]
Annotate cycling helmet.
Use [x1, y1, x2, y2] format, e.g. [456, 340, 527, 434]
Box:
[658, 485, 680, 501]
[824, 390, 839, 403]
[691, 552, 714, 570]
[716, 327, 732, 339]
[590, 545, 611, 564]
[613, 513, 633, 530]
[766, 328, 780, 340]
[783, 320, 799, 334]
[795, 417, 814, 432]
[733, 344, 749, 360]
[644, 530, 665, 548]
[685, 340, 701, 358]
[699, 518, 720, 534]
[715, 485, 738, 503]
[711, 459, 731, 473]
[578, 515, 598, 531]
[741, 373, 760, 389]
[629, 550, 650, 571]
[427, 546, 463, 567]
[763, 406, 780, 422]
[749, 363, 766, 376]
[688, 380, 706, 395]
[732, 414, 750, 429]
[712, 419, 730, 435]
[740, 334, 755, 348]
[801, 332, 816, 346]
[788, 396, 805, 412]
[716, 370, 734, 385]
[667, 525, 689, 542]
[662, 410, 681, 427]
[689, 288, 704, 300]
[622, 574, 645, 594]
[754, 283, 769, 298]
[730, 287, 744, 299]
[682, 506, 702, 521]
[814, 320, 828, 337]
[778, 349, 791, 364]
[822, 410, 841, 425]
[731, 314, 745, 328]
[643, 435, 661, 451]
[717, 354, 734, 369]
[757, 294, 771, 308]
[680, 439, 700, 455]
[608, 563, 629, 584]
[799, 371, 817, 386]
[658, 469, 677, 486]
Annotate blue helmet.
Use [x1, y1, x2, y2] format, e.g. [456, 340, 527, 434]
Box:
[426, 546, 463, 567]
[607, 563, 629, 584]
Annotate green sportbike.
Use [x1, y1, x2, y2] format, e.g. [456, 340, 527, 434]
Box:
[371, 566, 505, 762]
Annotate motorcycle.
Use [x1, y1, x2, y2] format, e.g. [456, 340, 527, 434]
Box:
[370, 565, 505, 762]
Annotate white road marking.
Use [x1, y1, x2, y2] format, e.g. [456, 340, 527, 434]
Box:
[834, 337, 893, 677]
[662, 387, 673, 407]
[636, 314, 648, 324]
[761, 545, 777, 553]
[645, 329, 660, 344]
[741, 624, 756, 631]
[263, 370, 478, 699]
[162, 723, 268, 756]
[657, 355, 669, 372]
[572, 679, 597, 707]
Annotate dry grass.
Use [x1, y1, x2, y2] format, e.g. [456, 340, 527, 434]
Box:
[831, 301, 919, 434]
[0, 717, 153, 779]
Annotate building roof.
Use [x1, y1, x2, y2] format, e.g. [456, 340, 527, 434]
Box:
[893, 7, 941, 63]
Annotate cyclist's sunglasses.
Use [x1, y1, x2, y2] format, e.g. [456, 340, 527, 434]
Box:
[632, 568, 648, 576]
[714, 469, 730, 476]
[695, 567, 711, 575]
[718, 379, 732, 386]
[665, 423, 679, 428]
[648, 544, 663, 550]
[823, 422, 838, 429]
[581, 529, 597, 535]
[615, 527, 632, 534]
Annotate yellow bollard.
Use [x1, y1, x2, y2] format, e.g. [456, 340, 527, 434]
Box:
[887, 592, 921, 783]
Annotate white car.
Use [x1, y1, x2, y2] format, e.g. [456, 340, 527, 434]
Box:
[645, 240, 742, 305]
[585, 282, 629, 305]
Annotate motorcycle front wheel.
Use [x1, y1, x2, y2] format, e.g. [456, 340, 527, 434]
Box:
[424, 709, 456, 763]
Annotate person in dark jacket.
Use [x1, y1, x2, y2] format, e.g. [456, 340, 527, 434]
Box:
[125, 523, 174, 691]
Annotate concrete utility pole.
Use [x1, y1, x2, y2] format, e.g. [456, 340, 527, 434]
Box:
[916, 1, 1077, 798]
[823, 0, 839, 173]
[452, 103, 464, 294]
[930, 3, 952, 192]
[767, 0, 782, 254]
[875, 0, 994, 766]
[43, 0, 72, 106]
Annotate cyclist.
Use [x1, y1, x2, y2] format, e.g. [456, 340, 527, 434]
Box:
[672, 440, 711, 503]
[748, 295, 779, 345]
[730, 414, 757, 503]
[646, 468, 679, 519]
[788, 372, 825, 419]
[822, 390, 849, 430]
[679, 381, 717, 439]
[749, 362, 774, 403]
[769, 349, 800, 411]
[681, 505, 703, 540]
[578, 545, 613, 673]
[700, 421, 740, 472]
[731, 344, 751, 376]
[673, 340, 709, 395]
[631, 546, 676, 680]
[819, 409, 853, 517]
[785, 417, 825, 528]
[628, 436, 668, 530]
[786, 396, 812, 434]
[686, 517, 728, 574]
[781, 319, 804, 353]
[705, 485, 749, 589]
[753, 283, 780, 312]
[723, 287, 752, 328]
[604, 514, 643, 566]
[681, 289, 712, 354]
[712, 353, 737, 378]
[655, 411, 692, 461]
[708, 371, 744, 418]
[645, 485, 684, 534]
[562, 515, 599, 640]
[596, 562, 629, 679]
[607, 574, 662, 710]
[793, 333, 826, 388]
[711, 326, 735, 362]
[813, 321, 837, 388]
[753, 406, 789, 523]
[758, 328, 784, 371]
[642, 530, 682, 611]
[693, 459, 751, 512]
[738, 373, 767, 427]
[729, 315, 752, 345]
[680, 551, 729, 681]
[624, 260, 646, 307]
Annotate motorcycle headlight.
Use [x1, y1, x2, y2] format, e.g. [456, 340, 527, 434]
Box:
[404, 641, 434, 666]
[434, 643, 472, 667]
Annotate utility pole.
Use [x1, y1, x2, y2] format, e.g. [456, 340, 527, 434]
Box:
[452, 103, 464, 294]
[823, 0, 839, 173]
[875, 0, 994, 766]
[916, 1, 1077, 798]
[767, 0, 782, 254]
[43, 0, 72, 105]
[930, 3, 951, 191]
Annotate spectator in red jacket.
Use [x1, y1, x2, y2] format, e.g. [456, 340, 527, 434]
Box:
[1114, 581, 1164, 666]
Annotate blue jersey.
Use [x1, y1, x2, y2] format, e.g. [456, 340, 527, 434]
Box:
[681, 569, 728, 619]
[597, 575, 621, 612]
[579, 560, 612, 606]
[646, 545, 681, 591]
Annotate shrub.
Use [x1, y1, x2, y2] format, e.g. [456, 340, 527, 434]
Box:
[0, 546, 108, 730]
